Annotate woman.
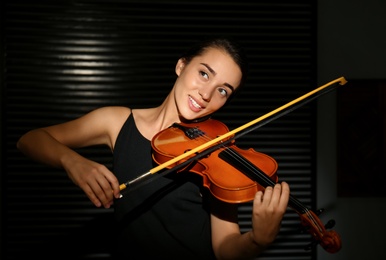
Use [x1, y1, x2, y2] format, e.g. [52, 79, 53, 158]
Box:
[17, 38, 290, 259]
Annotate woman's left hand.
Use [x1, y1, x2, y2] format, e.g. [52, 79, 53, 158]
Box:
[250, 182, 290, 248]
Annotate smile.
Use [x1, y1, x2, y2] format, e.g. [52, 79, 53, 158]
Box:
[189, 96, 202, 109]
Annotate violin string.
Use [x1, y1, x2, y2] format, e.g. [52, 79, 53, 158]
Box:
[304, 208, 324, 233]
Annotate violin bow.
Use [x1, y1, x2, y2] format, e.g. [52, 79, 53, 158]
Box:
[120, 76, 348, 191]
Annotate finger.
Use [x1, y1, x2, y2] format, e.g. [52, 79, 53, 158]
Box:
[95, 166, 121, 199]
[269, 183, 283, 205]
[95, 173, 116, 198]
[87, 176, 114, 208]
[254, 190, 264, 205]
[278, 181, 290, 207]
[83, 184, 103, 207]
[261, 186, 273, 205]
[103, 172, 121, 198]
[94, 178, 116, 208]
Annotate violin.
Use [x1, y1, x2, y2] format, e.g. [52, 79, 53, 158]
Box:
[152, 118, 277, 203]
[151, 118, 342, 254]
[119, 76, 347, 253]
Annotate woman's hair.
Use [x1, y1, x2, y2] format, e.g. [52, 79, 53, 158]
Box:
[180, 37, 249, 96]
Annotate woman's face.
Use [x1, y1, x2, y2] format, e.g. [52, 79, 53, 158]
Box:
[174, 47, 242, 121]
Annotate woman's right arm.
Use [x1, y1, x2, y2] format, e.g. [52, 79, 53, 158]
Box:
[16, 106, 131, 208]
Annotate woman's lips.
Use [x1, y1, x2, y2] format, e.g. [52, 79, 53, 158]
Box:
[189, 95, 204, 112]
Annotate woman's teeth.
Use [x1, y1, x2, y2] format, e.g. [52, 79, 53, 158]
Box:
[190, 96, 202, 109]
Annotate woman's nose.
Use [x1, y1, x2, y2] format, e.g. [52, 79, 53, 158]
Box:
[199, 89, 211, 102]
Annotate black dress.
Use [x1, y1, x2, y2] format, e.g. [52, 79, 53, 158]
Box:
[112, 113, 216, 259]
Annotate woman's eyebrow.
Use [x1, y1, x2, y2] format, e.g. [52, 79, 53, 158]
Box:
[201, 63, 216, 75]
[200, 63, 235, 92]
[224, 83, 235, 92]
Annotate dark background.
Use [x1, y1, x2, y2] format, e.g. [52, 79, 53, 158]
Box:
[317, 0, 386, 259]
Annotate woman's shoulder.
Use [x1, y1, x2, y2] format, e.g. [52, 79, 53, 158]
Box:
[96, 105, 131, 114]
[101, 106, 132, 126]
[90, 106, 132, 148]
[85, 106, 131, 129]
[91, 106, 132, 120]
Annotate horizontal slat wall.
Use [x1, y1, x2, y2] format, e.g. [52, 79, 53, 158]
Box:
[2, 0, 317, 259]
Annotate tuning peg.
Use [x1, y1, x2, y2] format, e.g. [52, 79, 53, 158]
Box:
[315, 208, 325, 216]
[325, 219, 336, 229]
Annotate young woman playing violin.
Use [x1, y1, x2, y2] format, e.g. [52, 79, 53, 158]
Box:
[17, 38, 290, 260]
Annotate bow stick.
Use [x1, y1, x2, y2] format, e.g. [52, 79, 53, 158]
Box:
[119, 76, 348, 191]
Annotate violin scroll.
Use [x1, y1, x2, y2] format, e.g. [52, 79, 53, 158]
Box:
[299, 209, 342, 253]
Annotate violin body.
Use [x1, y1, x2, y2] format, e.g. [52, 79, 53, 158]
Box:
[152, 119, 278, 203]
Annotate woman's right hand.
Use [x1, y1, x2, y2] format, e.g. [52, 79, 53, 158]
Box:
[62, 154, 121, 208]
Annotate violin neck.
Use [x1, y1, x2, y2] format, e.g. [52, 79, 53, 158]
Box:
[219, 148, 309, 214]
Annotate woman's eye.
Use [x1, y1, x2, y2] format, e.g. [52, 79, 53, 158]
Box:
[218, 88, 228, 97]
[199, 71, 209, 80]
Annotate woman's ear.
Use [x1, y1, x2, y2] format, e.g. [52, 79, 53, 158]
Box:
[175, 58, 185, 76]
